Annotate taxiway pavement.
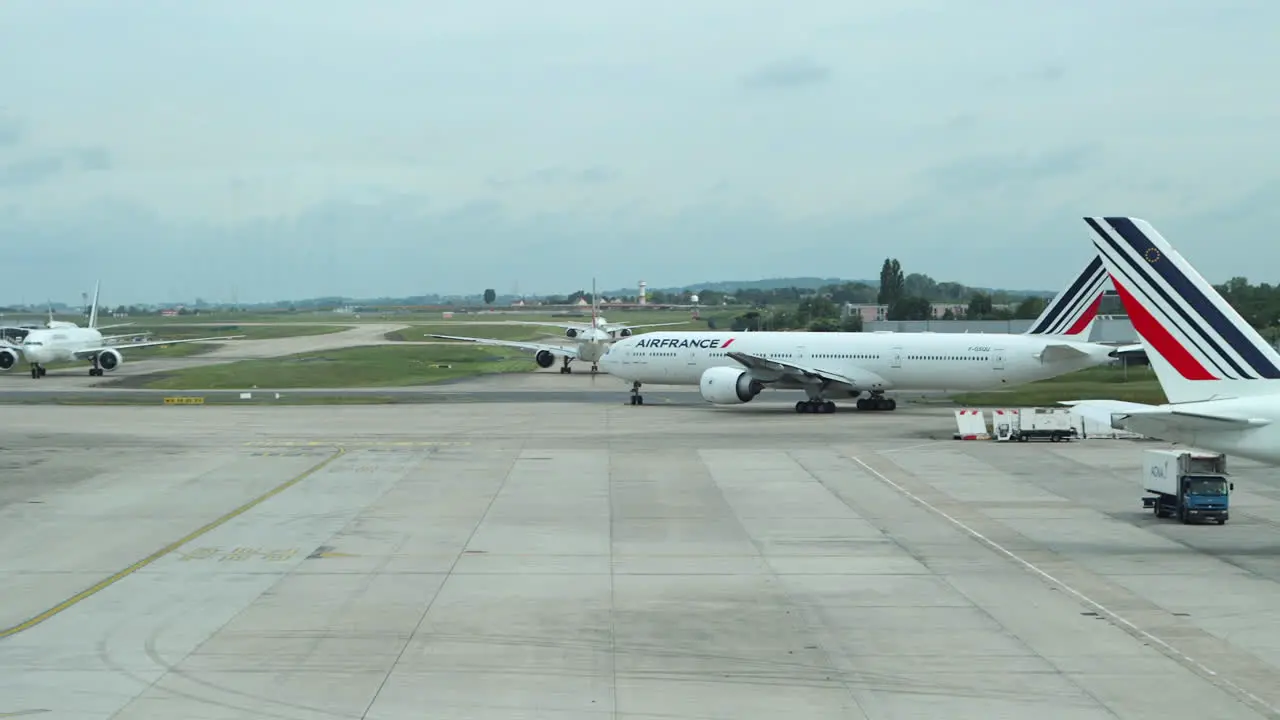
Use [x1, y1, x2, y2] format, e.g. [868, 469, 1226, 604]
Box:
[3, 380, 1280, 718]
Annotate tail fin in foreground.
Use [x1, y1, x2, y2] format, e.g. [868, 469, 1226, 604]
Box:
[1024, 255, 1108, 337]
[1084, 216, 1280, 404]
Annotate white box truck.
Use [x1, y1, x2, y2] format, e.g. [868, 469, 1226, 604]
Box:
[1009, 407, 1077, 443]
[1143, 449, 1232, 524]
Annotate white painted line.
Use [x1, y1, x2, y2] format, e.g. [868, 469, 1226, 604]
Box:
[848, 454, 1278, 717]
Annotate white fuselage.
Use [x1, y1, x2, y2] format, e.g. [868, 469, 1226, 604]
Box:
[573, 328, 614, 363]
[600, 331, 1116, 392]
[17, 326, 104, 364]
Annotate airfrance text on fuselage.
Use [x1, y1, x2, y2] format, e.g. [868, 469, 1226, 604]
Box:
[633, 337, 737, 349]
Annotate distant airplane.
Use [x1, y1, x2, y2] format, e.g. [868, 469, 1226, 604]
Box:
[1064, 217, 1280, 465]
[0, 282, 242, 379]
[599, 257, 1139, 411]
[427, 279, 694, 374]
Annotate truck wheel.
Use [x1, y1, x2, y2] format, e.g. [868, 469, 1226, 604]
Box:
[1217, 518, 1226, 525]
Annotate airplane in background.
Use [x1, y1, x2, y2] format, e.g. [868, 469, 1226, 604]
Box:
[0, 283, 242, 379]
[426, 280, 694, 374]
[599, 256, 1141, 412]
[1063, 217, 1280, 466]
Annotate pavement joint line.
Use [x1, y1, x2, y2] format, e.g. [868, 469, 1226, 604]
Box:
[847, 452, 1280, 719]
[0, 447, 347, 641]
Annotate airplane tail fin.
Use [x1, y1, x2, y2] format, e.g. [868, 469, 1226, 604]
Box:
[87, 279, 101, 330]
[590, 277, 599, 330]
[87, 281, 101, 330]
[1084, 217, 1280, 404]
[1024, 256, 1108, 338]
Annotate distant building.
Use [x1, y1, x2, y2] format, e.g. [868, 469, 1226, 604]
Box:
[843, 303, 887, 323]
[929, 303, 966, 319]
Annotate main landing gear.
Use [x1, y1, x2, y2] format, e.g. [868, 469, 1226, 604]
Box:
[29, 364, 46, 379]
[629, 381, 644, 405]
[559, 357, 574, 374]
[89, 356, 105, 376]
[796, 399, 837, 414]
[856, 392, 896, 411]
[794, 391, 898, 413]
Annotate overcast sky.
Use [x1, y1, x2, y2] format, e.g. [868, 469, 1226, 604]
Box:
[2, 0, 1276, 306]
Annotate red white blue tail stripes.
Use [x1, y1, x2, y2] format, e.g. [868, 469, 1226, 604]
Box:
[1084, 217, 1280, 381]
[1025, 256, 1107, 336]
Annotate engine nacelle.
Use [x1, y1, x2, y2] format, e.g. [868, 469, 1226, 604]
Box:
[0, 348, 15, 371]
[534, 350, 556, 368]
[618, 328, 632, 337]
[565, 328, 578, 338]
[97, 348, 123, 371]
[699, 366, 764, 405]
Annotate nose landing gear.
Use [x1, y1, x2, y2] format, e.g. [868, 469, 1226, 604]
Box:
[629, 381, 644, 405]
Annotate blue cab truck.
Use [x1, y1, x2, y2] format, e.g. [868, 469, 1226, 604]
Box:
[1143, 449, 1232, 525]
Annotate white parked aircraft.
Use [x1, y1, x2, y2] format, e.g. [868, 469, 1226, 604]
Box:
[426, 281, 693, 374]
[1063, 217, 1280, 465]
[599, 257, 1138, 412]
[0, 283, 243, 379]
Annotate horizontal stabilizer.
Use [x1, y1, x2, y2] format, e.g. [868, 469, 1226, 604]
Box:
[1062, 399, 1268, 436]
[1108, 343, 1146, 357]
[1036, 343, 1091, 362]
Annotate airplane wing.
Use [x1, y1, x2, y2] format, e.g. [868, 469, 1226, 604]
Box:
[726, 350, 885, 392]
[69, 335, 244, 359]
[611, 321, 696, 331]
[425, 334, 580, 359]
[474, 320, 591, 332]
[1061, 399, 1270, 436]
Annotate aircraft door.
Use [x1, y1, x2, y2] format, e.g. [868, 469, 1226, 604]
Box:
[992, 348, 1005, 371]
[891, 346, 902, 368]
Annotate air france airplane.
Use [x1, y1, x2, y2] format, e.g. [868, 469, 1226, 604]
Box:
[0, 283, 242, 379]
[427, 280, 692, 374]
[1063, 217, 1280, 466]
[599, 257, 1139, 412]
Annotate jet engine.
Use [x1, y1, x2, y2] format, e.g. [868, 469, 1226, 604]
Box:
[698, 366, 764, 405]
[0, 348, 16, 371]
[96, 348, 123, 371]
[618, 328, 632, 337]
[535, 350, 556, 368]
[565, 328, 579, 338]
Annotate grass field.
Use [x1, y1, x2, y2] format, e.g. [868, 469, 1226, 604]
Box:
[129, 344, 533, 390]
[950, 364, 1166, 406]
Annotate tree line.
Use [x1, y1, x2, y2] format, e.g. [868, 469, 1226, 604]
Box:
[728, 258, 1058, 332]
